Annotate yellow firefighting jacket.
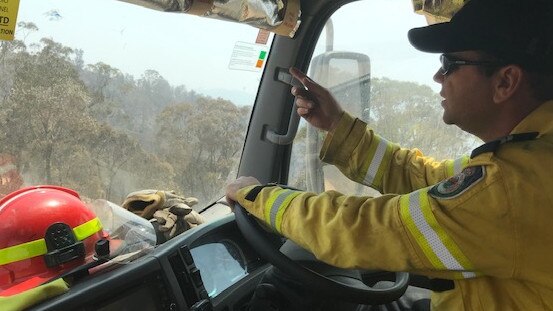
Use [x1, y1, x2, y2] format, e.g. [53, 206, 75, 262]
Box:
[236, 100, 553, 310]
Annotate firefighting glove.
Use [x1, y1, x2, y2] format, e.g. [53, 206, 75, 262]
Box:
[152, 205, 204, 240]
[122, 189, 199, 219]
[122, 190, 205, 240]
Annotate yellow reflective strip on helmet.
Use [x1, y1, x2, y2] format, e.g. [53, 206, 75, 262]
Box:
[274, 191, 301, 233]
[0, 239, 47, 266]
[400, 189, 476, 278]
[73, 217, 103, 241]
[0, 217, 103, 266]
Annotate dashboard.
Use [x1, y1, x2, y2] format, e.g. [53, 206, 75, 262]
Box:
[30, 213, 270, 311]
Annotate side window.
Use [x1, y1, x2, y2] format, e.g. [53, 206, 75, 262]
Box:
[288, 0, 476, 194]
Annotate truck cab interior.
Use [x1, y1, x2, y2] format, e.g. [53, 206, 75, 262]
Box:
[0, 0, 477, 310]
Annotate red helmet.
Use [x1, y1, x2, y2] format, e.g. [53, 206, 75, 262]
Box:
[0, 186, 107, 296]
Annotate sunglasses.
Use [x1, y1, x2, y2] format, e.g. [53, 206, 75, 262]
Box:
[439, 54, 503, 75]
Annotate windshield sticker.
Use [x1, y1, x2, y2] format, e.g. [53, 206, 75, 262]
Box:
[255, 29, 270, 45]
[228, 41, 268, 72]
[0, 0, 20, 41]
[429, 166, 485, 199]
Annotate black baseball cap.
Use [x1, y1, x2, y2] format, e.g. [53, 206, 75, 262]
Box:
[408, 0, 553, 72]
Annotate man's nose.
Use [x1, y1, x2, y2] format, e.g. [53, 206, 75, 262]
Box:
[433, 69, 444, 84]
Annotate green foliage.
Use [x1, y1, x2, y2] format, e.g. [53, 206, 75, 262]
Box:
[369, 77, 476, 159]
[154, 97, 250, 203]
[0, 26, 246, 206]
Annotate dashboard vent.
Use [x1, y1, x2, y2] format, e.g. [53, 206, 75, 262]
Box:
[168, 252, 198, 307]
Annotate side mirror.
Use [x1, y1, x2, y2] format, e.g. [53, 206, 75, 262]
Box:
[305, 51, 371, 193]
[310, 51, 371, 122]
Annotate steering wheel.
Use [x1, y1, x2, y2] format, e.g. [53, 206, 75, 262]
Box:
[234, 202, 410, 305]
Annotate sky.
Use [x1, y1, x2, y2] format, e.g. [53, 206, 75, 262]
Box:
[324, 0, 440, 89]
[14, 0, 441, 104]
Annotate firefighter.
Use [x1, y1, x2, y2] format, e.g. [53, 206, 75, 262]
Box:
[226, 0, 553, 309]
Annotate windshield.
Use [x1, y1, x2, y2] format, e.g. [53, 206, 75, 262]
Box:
[0, 0, 272, 210]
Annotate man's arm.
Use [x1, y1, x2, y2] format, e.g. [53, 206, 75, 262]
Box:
[227, 164, 515, 280]
[320, 111, 470, 194]
[289, 68, 469, 194]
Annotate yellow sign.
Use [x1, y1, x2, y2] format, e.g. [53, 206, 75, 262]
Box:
[0, 0, 20, 41]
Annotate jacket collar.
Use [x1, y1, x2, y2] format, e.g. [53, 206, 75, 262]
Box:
[470, 100, 553, 158]
[510, 100, 553, 136]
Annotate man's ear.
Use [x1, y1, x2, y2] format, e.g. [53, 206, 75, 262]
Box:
[492, 65, 524, 103]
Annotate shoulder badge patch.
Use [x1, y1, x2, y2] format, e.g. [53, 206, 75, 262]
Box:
[429, 166, 485, 199]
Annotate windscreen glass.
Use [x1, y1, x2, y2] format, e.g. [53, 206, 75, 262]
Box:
[0, 0, 272, 213]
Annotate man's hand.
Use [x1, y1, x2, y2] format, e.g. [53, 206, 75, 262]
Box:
[290, 67, 344, 132]
[225, 176, 261, 206]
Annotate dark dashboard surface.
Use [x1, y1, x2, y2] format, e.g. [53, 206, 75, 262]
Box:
[30, 213, 269, 311]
